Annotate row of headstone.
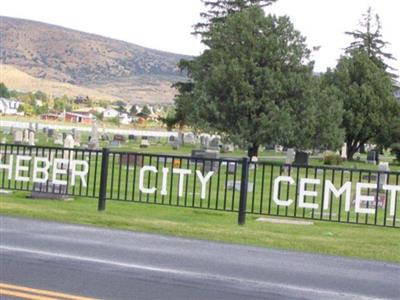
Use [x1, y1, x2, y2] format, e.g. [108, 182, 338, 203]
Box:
[13, 129, 35, 146]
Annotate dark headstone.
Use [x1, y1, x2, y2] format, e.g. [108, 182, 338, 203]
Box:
[128, 134, 135, 140]
[367, 151, 376, 164]
[47, 128, 54, 137]
[119, 154, 143, 167]
[30, 181, 70, 200]
[113, 134, 126, 142]
[294, 151, 309, 166]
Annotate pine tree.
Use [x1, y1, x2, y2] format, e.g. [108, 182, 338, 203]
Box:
[345, 7, 397, 78]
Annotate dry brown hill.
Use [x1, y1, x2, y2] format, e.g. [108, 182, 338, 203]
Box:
[0, 16, 190, 103]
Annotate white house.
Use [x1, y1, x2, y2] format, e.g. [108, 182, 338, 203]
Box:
[102, 108, 119, 119]
[0, 98, 21, 115]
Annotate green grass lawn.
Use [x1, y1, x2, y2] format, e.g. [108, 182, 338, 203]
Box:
[1, 191, 399, 263]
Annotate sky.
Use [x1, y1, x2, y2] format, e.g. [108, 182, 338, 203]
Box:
[1, 0, 400, 76]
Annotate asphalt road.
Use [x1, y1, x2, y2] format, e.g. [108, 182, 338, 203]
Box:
[0, 216, 399, 300]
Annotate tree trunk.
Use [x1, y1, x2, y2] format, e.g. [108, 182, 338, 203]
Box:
[247, 144, 259, 158]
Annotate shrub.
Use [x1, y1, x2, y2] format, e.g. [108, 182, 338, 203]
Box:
[323, 151, 344, 165]
[390, 143, 400, 162]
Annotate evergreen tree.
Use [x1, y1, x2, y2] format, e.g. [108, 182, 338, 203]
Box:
[176, 6, 322, 157]
[0, 82, 11, 98]
[345, 7, 397, 78]
[328, 49, 398, 159]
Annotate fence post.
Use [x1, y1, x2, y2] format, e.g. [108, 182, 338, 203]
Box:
[98, 147, 109, 211]
[238, 157, 250, 225]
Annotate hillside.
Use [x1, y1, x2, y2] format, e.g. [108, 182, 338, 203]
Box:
[0, 16, 190, 103]
[0, 64, 121, 100]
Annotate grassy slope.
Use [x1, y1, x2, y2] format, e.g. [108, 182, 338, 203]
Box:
[1, 192, 399, 263]
[0, 64, 120, 101]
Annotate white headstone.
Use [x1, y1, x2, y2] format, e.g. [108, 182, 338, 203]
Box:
[183, 132, 196, 144]
[341, 143, 347, 159]
[28, 131, 35, 146]
[63, 134, 75, 161]
[378, 162, 390, 189]
[23, 129, 29, 144]
[54, 133, 63, 145]
[14, 130, 23, 144]
[285, 148, 295, 164]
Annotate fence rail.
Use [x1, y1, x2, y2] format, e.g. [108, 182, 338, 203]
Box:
[1, 143, 399, 227]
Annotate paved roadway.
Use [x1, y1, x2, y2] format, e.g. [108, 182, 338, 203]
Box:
[0, 216, 399, 300]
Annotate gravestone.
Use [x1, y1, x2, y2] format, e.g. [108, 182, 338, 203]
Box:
[183, 132, 196, 145]
[110, 140, 121, 147]
[168, 135, 176, 145]
[227, 162, 236, 174]
[200, 134, 210, 148]
[64, 134, 75, 149]
[367, 150, 376, 164]
[191, 150, 219, 172]
[88, 122, 99, 149]
[294, 151, 309, 166]
[29, 122, 34, 131]
[227, 181, 254, 193]
[13, 130, 23, 144]
[23, 129, 29, 144]
[274, 145, 283, 152]
[265, 144, 275, 150]
[47, 128, 54, 138]
[140, 139, 150, 148]
[113, 134, 126, 142]
[209, 136, 220, 151]
[221, 144, 234, 153]
[28, 131, 35, 146]
[341, 143, 347, 159]
[35, 123, 39, 131]
[54, 133, 63, 145]
[378, 162, 389, 190]
[42, 127, 48, 134]
[31, 181, 69, 200]
[128, 134, 135, 140]
[9, 126, 15, 136]
[119, 154, 143, 167]
[63, 134, 75, 161]
[285, 148, 295, 164]
[62, 132, 67, 140]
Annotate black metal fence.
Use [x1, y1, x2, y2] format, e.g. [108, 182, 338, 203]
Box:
[1, 143, 399, 228]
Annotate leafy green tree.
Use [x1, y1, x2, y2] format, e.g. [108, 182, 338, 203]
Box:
[346, 7, 397, 78]
[328, 49, 398, 160]
[311, 76, 344, 150]
[0, 82, 11, 98]
[34, 90, 48, 101]
[18, 103, 34, 116]
[176, 6, 318, 157]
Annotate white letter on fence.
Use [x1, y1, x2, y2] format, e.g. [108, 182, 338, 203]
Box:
[33, 157, 50, 183]
[52, 158, 69, 185]
[160, 167, 169, 195]
[299, 178, 320, 209]
[273, 176, 294, 207]
[15, 155, 31, 182]
[355, 182, 376, 214]
[173, 168, 191, 197]
[383, 184, 400, 216]
[71, 160, 89, 187]
[196, 170, 214, 199]
[323, 181, 352, 212]
[139, 166, 157, 194]
[0, 154, 13, 180]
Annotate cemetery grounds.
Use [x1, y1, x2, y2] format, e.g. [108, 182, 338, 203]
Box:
[0, 130, 399, 263]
